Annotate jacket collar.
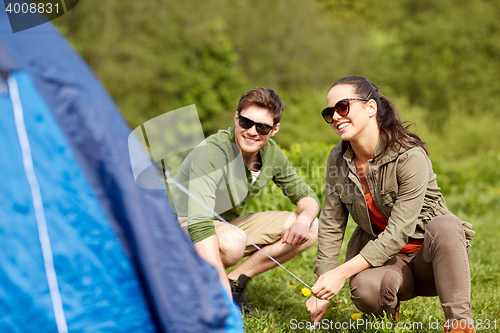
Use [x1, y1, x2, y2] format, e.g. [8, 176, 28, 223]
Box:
[342, 137, 402, 167]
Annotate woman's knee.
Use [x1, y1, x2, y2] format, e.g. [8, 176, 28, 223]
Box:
[425, 216, 466, 251]
[426, 215, 462, 236]
[350, 269, 401, 315]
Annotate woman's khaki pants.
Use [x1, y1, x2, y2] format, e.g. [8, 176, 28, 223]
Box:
[349, 216, 472, 321]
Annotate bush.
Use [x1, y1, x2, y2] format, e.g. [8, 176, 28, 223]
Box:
[433, 151, 500, 216]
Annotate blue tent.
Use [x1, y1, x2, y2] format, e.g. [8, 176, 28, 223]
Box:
[0, 10, 242, 333]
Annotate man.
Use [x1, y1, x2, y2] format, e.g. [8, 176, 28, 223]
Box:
[171, 87, 319, 314]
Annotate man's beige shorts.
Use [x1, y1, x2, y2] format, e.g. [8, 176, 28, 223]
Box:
[181, 211, 294, 257]
[216, 211, 293, 256]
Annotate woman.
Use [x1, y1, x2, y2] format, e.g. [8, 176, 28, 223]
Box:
[306, 76, 476, 333]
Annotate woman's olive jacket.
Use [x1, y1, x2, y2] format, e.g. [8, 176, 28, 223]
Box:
[314, 139, 475, 276]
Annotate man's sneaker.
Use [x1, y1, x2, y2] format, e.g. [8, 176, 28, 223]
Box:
[229, 274, 256, 315]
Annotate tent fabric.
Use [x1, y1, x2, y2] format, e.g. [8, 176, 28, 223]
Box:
[0, 40, 20, 71]
[1, 71, 156, 332]
[0, 10, 242, 333]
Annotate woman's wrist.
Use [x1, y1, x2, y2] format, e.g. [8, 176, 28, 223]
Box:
[333, 264, 352, 281]
[336, 254, 371, 280]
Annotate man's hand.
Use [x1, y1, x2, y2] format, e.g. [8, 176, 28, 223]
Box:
[306, 296, 329, 323]
[282, 218, 310, 245]
[282, 196, 319, 246]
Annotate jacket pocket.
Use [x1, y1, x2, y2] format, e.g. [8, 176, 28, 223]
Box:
[336, 183, 354, 204]
[346, 226, 374, 262]
[339, 192, 354, 218]
[381, 188, 398, 209]
[462, 221, 475, 242]
[340, 193, 353, 204]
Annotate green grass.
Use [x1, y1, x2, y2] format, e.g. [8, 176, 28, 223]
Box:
[233, 144, 500, 332]
[237, 210, 500, 332]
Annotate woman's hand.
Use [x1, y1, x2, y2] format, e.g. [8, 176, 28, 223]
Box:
[306, 296, 329, 323]
[311, 268, 348, 300]
[312, 254, 371, 300]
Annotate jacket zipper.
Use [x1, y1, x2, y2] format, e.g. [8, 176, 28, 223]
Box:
[347, 161, 376, 236]
[367, 161, 391, 222]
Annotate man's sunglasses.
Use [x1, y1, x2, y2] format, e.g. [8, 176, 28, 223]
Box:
[237, 112, 277, 135]
[321, 98, 370, 124]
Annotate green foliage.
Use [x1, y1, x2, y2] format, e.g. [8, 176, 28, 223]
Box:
[56, 0, 245, 135]
[433, 152, 500, 216]
[276, 89, 340, 148]
[54, 0, 500, 144]
[319, 0, 500, 130]
[220, 0, 334, 92]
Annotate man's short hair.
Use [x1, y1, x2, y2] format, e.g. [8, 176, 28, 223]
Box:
[237, 87, 284, 124]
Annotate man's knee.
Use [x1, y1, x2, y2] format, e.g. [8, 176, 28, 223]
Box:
[217, 226, 247, 267]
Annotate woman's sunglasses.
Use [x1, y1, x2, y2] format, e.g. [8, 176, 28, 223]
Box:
[321, 98, 370, 124]
[237, 112, 277, 135]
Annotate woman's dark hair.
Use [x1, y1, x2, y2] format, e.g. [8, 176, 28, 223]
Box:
[330, 76, 428, 155]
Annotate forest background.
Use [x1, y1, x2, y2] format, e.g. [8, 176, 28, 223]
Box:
[54, 0, 499, 332]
